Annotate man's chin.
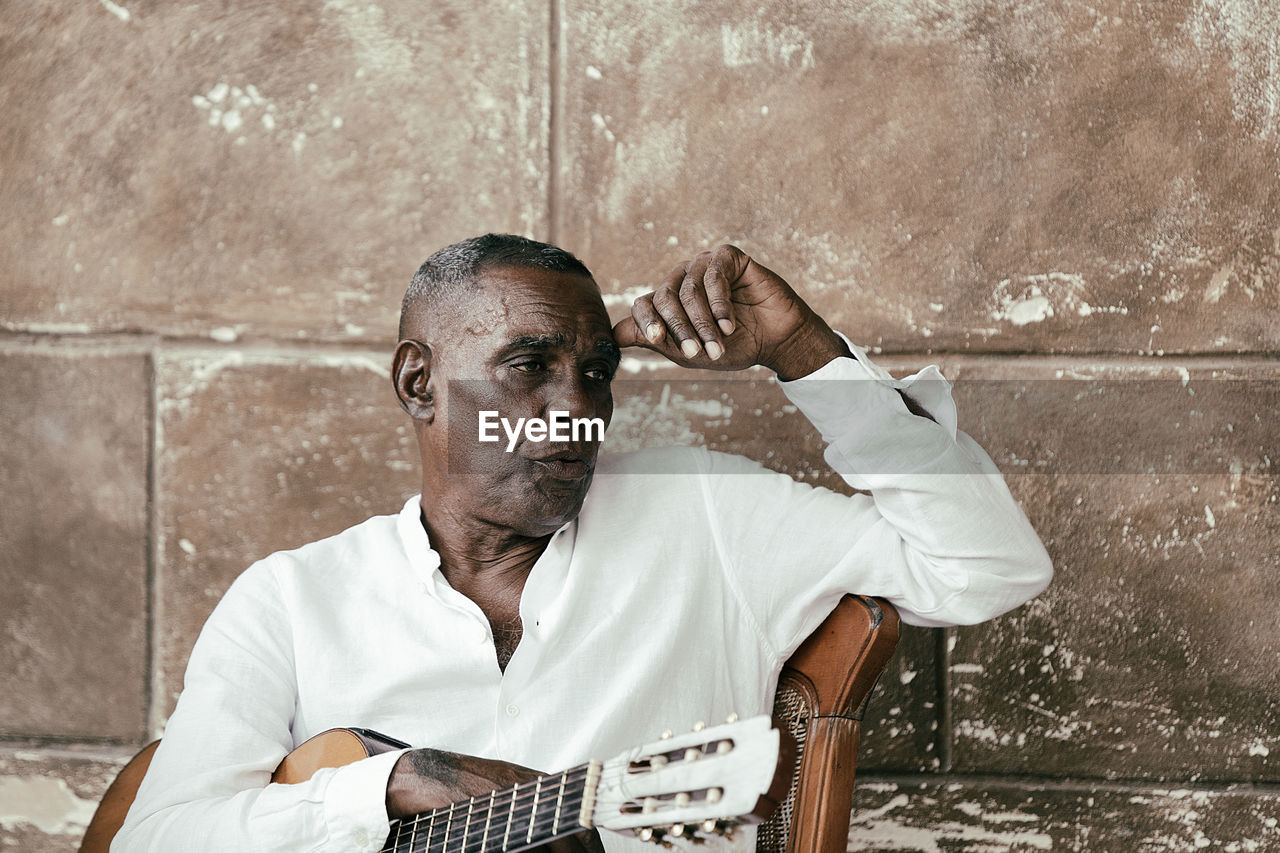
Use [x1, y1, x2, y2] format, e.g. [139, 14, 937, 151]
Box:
[522, 471, 594, 530]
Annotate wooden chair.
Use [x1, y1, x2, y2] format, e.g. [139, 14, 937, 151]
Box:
[756, 595, 900, 853]
[80, 594, 898, 853]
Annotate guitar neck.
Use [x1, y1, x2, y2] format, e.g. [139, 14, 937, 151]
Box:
[382, 761, 601, 853]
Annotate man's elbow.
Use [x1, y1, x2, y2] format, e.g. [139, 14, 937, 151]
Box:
[977, 541, 1054, 624]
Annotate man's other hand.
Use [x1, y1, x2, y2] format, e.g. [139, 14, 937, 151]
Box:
[612, 244, 851, 381]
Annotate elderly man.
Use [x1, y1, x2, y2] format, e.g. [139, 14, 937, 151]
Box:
[115, 234, 1051, 852]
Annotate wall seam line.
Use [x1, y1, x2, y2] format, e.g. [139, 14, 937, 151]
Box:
[936, 626, 954, 773]
[546, 0, 562, 245]
[143, 346, 159, 742]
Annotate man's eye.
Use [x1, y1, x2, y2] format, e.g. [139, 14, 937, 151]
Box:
[585, 366, 615, 382]
[512, 360, 545, 373]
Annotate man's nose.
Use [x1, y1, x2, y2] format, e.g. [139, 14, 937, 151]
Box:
[544, 375, 597, 420]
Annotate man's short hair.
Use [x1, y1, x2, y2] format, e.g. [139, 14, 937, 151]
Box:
[400, 234, 594, 339]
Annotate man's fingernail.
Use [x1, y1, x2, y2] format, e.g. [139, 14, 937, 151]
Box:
[680, 339, 700, 359]
[718, 318, 734, 334]
[705, 341, 723, 360]
[646, 322, 663, 342]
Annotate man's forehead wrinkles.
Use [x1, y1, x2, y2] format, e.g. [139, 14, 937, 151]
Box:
[502, 333, 567, 351]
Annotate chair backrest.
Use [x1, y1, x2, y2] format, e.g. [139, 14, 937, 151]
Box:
[78, 740, 159, 853]
[756, 595, 901, 853]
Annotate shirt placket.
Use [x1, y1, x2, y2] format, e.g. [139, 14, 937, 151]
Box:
[493, 520, 574, 763]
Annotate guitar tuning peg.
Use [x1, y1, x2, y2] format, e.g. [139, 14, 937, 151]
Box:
[706, 787, 722, 804]
[715, 740, 732, 754]
[692, 720, 705, 731]
[670, 823, 686, 838]
[683, 747, 701, 762]
[659, 729, 673, 740]
[725, 712, 739, 723]
[702, 819, 717, 833]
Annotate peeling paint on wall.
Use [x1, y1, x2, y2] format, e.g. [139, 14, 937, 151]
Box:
[848, 790, 1053, 851]
[0, 776, 96, 835]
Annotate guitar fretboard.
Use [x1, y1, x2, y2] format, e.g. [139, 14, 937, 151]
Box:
[382, 764, 591, 853]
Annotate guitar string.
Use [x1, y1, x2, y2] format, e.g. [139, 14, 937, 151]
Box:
[384, 738, 733, 853]
[387, 773, 593, 852]
[384, 758, 668, 853]
[384, 767, 591, 853]
[391, 790, 589, 853]
[385, 786, 590, 853]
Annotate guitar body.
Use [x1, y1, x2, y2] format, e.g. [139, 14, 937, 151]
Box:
[77, 728, 406, 853]
[273, 727, 410, 784]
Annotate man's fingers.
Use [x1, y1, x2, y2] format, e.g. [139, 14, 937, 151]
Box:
[612, 315, 647, 350]
[630, 293, 664, 345]
[613, 245, 760, 365]
[653, 286, 702, 359]
[704, 248, 745, 335]
[678, 253, 725, 360]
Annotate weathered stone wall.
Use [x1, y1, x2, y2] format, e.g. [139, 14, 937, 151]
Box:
[2, 1, 1276, 849]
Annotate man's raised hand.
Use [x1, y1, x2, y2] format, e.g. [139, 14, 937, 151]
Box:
[612, 244, 851, 381]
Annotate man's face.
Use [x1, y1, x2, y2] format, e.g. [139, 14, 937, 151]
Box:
[423, 265, 620, 536]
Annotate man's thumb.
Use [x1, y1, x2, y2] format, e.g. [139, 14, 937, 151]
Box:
[612, 317, 650, 350]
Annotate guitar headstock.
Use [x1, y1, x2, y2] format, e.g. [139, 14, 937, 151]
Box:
[590, 714, 791, 846]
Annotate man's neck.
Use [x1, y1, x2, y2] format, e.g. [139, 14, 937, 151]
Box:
[418, 498, 553, 598]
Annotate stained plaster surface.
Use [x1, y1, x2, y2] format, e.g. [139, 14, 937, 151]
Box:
[938, 359, 1279, 784]
[152, 349, 420, 725]
[0, 346, 149, 741]
[562, 0, 1280, 355]
[0, 0, 549, 342]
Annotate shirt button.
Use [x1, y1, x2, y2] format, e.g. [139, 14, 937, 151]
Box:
[505, 703, 520, 717]
[355, 829, 370, 846]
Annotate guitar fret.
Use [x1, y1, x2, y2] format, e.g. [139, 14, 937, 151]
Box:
[526, 777, 542, 845]
[425, 808, 435, 853]
[551, 770, 567, 834]
[502, 781, 517, 852]
[444, 802, 455, 853]
[479, 790, 495, 853]
[463, 796, 474, 850]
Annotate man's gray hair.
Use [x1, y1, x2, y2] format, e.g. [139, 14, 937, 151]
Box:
[400, 234, 593, 339]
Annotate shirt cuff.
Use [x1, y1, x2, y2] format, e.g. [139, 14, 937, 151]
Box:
[777, 335, 962, 484]
[778, 334, 959, 438]
[322, 748, 408, 853]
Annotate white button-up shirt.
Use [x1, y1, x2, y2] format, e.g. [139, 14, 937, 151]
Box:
[115, 349, 1052, 852]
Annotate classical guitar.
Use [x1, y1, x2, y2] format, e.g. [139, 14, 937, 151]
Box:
[80, 714, 791, 853]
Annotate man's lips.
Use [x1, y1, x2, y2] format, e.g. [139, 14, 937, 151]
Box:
[528, 448, 595, 480]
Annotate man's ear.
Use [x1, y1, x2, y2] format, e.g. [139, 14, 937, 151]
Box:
[392, 339, 436, 421]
